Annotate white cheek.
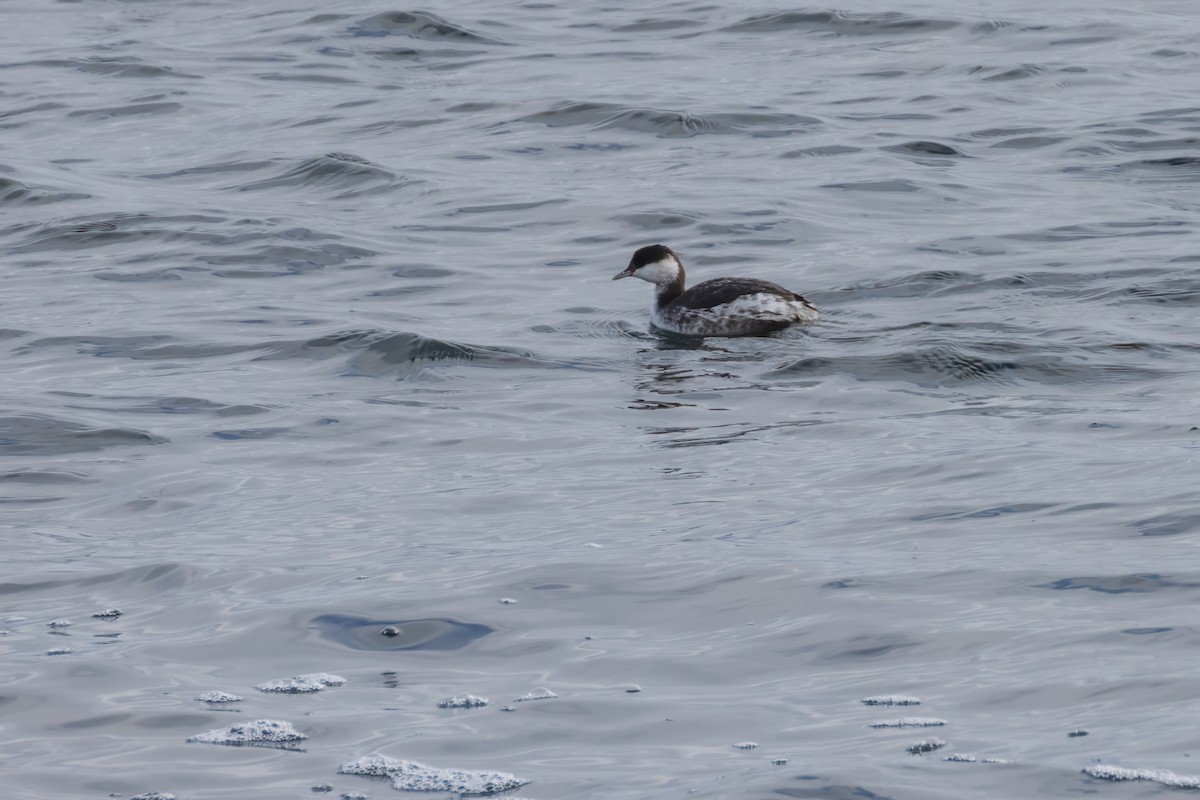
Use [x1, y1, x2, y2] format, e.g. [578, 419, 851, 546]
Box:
[635, 258, 678, 283]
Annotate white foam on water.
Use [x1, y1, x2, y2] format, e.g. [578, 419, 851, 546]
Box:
[93, 608, 123, 619]
[861, 695, 921, 706]
[187, 719, 306, 745]
[944, 753, 1011, 764]
[195, 691, 243, 703]
[437, 694, 489, 709]
[46, 648, 72, 656]
[514, 687, 557, 702]
[339, 754, 530, 795]
[732, 742, 758, 750]
[868, 717, 945, 728]
[1083, 765, 1200, 788]
[906, 738, 946, 755]
[255, 672, 346, 694]
[498, 598, 518, 605]
[130, 793, 175, 800]
[47, 619, 71, 628]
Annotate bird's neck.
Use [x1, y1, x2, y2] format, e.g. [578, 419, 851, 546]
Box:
[654, 270, 685, 309]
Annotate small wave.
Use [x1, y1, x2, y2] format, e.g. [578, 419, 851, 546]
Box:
[257, 70, 358, 85]
[645, 419, 821, 449]
[969, 63, 1047, 82]
[989, 135, 1071, 149]
[0, 414, 164, 456]
[66, 101, 182, 120]
[531, 318, 649, 341]
[1124, 284, 1200, 305]
[0, 466, 93, 504]
[360, 46, 487, 63]
[1001, 219, 1188, 242]
[24, 334, 273, 362]
[726, 10, 959, 36]
[3, 56, 191, 79]
[970, 125, 1053, 139]
[0, 101, 67, 129]
[1, 469, 92, 485]
[780, 144, 863, 158]
[350, 117, 447, 136]
[915, 503, 1056, 521]
[234, 152, 416, 198]
[1138, 106, 1200, 127]
[75, 58, 186, 78]
[613, 18, 705, 34]
[1035, 574, 1198, 594]
[821, 178, 924, 193]
[1096, 135, 1200, 154]
[770, 345, 1164, 387]
[0, 563, 189, 596]
[518, 101, 819, 138]
[1130, 512, 1200, 537]
[0, 176, 89, 206]
[349, 11, 506, 44]
[265, 329, 609, 377]
[611, 211, 700, 230]
[141, 159, 276, 181]
[4, 212, 230, 255]
[881, 140, 966, 157]
[1116, 156, 1200, 183]
[835, 273, 974, 302]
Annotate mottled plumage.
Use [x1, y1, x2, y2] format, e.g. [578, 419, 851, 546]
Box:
[612, 244, 818, 336]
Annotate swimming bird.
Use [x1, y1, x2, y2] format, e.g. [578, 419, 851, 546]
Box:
[612, 244, 818, 336]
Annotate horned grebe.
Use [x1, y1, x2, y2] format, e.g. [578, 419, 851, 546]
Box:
[612, 244, 818, 337]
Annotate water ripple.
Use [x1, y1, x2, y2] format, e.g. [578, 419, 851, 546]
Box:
[517, 101, 819, 138]
[348, 11, 508, 44]
[0, 414, 165, 456]
[726, 10, 960, 36]
[233, 152, 418, 197]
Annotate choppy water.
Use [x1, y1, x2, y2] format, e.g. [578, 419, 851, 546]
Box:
[3, 0, 1200, 797]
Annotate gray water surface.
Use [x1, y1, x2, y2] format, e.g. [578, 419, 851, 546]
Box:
[3, 0, 1200, 798]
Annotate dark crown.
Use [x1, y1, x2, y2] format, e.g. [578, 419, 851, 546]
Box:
[628, 244, 677, 269]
